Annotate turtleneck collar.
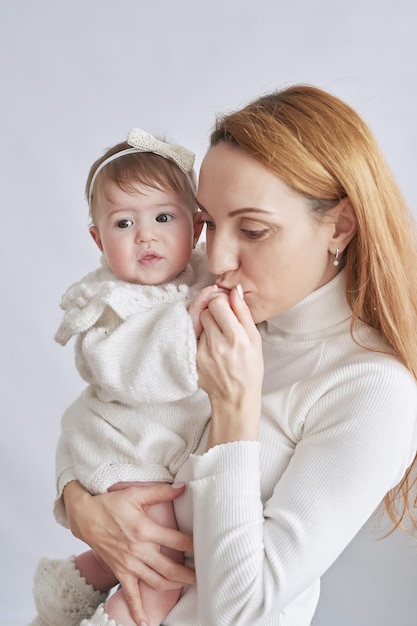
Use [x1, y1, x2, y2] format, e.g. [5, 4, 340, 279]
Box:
[262, 269, 352, 336]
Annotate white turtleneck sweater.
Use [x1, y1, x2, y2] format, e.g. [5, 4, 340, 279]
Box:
[164, 270, 417, 626]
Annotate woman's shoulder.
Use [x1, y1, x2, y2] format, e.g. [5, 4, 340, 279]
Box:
[327, 319, 416, 390]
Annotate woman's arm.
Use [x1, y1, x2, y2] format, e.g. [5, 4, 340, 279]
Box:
[188, 375, 417, 624]
[63, 480, 196, 625]
[191, 291, 417, 623]
[192, 292, 417, 626]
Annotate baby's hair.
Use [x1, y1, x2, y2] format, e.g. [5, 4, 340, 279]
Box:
[86, 140, 197, 224]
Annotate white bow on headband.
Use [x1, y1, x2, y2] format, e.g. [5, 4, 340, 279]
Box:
[88, 129, 196, 206]
[127, 128, 195, 174]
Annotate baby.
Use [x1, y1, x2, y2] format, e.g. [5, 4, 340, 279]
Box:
[31, 129, 215, 626]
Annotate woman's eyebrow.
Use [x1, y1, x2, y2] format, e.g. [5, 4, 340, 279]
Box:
[228, 207, 272, 217]
[196, 203, 272, 218]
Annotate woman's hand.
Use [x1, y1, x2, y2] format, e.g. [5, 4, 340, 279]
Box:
[63, 480, 195, 624]
[197, 285, 264, 448]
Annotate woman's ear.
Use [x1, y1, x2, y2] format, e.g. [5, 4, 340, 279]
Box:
[89, 225, 104, 252]
[329, 198, 357, 253]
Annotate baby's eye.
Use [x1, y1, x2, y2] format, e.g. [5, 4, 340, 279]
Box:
[117, 219, 133, 229]
[156, 213, 173, 223]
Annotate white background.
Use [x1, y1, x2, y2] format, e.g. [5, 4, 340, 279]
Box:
[1, 1, 417, 624]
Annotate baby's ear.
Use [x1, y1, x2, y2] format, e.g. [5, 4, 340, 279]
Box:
[89, 225, 104, 252]
[193, 213, 204, 247]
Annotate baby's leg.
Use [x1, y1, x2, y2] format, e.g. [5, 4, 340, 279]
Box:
[81, 589, 137, 626]
[137, 497, 184, 625]
[75, 549, 119, 591]
[102, 482, 184, 626]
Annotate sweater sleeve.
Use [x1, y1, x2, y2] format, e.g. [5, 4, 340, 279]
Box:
[185, 361, 417, 625]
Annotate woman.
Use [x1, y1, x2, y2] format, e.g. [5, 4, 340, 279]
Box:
[36, 85, 417, 626]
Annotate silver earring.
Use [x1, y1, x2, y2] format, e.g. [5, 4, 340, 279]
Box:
[333, 248, 340, 266]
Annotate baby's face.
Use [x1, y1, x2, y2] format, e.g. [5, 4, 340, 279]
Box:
[89, 179, 195, 285]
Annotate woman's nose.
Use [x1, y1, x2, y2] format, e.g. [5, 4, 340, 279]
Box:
[207, 233, 239, 276]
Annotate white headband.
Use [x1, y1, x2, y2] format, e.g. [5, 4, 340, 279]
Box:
[88, 128, 196, 206]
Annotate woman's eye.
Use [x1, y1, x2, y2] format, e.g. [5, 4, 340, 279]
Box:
[156, 213, 172, 223]
[241, 228, 268, 239]
[117, 219, 133, 229]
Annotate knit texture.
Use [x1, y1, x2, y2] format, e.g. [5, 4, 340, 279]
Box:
[55, 245, 210, 348]
[80, 603, 120, 626]
[127, 128, 195, 174]
[53, 244, 213, 527]
[32, 556, 108, 625]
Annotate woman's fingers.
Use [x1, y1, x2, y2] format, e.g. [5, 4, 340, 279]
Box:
[202, 292, 235, 337]
[229, 285, 260, 341]
[201, 286, 258, 343]
[199, 286, 260, 358]
[113, 537, 197, 625]
[119, 575, 147, 626]
[64, 481, 195, 586]
[115, 485, 194, 554]
[115, 549, 194, 591]
[143, 519, 194, 554]
[197, 285, 263, 448]
[120, 554, 197, 626]
[134, 549, 196, 588]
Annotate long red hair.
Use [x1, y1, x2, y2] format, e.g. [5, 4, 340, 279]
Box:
[211, 84, 417, 531]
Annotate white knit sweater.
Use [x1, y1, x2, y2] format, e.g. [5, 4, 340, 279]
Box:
[54, 245, 212, 527]
[163, 269, 417, 626]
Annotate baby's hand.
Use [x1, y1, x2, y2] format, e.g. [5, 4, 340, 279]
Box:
[189, 285, 225, 338]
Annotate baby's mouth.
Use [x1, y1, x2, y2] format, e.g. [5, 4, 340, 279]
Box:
[139, 251, 162, 266]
